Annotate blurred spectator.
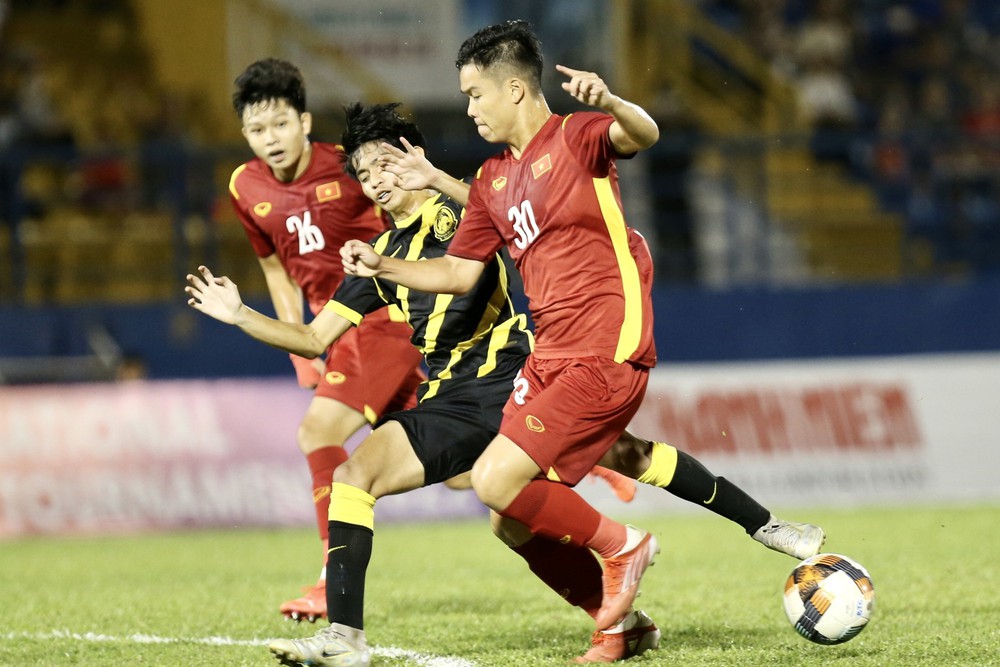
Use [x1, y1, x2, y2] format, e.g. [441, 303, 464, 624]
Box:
[789, 0, 859, 165]
[11, 50, 74, 148]
[740, 0, 798, 78]
[793, 0, 853, 68]
[794, 57, 858, 128]
[868, 87, 912, 208]
[961, 74, 1000, 138]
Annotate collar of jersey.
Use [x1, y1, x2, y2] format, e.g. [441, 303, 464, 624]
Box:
[393, 193, 441, 229]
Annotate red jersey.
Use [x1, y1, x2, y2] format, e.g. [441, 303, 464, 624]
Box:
[448, 112, 656, 367]
[229, 142, 388, 315]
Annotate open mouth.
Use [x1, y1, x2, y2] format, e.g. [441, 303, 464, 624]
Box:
[376, 190, 393, 204]
[268, 150, 286, 163]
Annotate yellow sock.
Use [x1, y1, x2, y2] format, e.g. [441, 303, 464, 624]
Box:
[329, 482, 375, 531]
[636, 442, 679, 487]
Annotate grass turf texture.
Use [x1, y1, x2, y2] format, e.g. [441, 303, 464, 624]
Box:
[1, 505, 997, 666]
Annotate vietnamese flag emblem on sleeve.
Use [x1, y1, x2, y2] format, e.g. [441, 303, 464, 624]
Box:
[531, 153, 552, 179]
[316, 181, 342, 202]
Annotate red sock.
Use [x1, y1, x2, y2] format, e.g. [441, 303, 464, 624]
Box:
[501, 479, 627, 559]
[306, 446, 349, 546]
[512, 536, 603, 618]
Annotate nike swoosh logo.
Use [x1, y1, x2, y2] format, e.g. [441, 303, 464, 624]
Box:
[328, 545, 348, 554]
[703, 481, 718, 505]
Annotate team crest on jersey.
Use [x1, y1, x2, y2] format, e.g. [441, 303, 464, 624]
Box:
[531, 153, 552, 179]
[316, 181, 342, 202]
[492, 176, 507, 191]
[432, 205, 458, 241]
[253, 202, 272, 217]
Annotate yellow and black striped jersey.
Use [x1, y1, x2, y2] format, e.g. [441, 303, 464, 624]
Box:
[325, 194, 533, 401]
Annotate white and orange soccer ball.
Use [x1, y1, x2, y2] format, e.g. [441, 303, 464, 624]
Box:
[783, 553, 875, 645]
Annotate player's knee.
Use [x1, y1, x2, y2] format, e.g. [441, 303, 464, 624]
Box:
[490, 510, 532, 547]
[602, 431, 651, 478]
[470, 457, 504, 509]
[296, 418, 326, 455]
[332, 459, 375, 493]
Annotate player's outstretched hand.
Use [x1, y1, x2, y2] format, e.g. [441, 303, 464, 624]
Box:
[341, 239, 383, 278]
[185, 265, 244, 325]
[379, 137, 437, 192]
[556, 64, 619, 111]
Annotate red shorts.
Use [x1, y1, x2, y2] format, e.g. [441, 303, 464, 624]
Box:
[499, 355, 649, 486]
[317, 308, 425, 422]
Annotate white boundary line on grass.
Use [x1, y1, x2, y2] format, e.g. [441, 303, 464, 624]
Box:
[2, 631, 477, 667]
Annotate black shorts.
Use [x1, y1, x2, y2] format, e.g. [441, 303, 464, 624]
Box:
[377, 355, 522, 486]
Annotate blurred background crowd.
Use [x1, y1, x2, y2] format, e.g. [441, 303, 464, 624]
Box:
[704, 0, 1000, 273]
[1, 0, 997, 380]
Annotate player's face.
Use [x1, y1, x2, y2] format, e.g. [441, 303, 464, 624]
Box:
[350, 141, 422, 220]
[241, 99, 312, 182]
[459, 64, 515, 144]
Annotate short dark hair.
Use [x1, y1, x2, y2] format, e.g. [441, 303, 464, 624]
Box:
[341, 102, 426, 179]
[232, 58, 306, 118]
[455, 20, 543, 91]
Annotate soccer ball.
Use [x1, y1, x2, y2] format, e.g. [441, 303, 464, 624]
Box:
[783, 553, 875, 645]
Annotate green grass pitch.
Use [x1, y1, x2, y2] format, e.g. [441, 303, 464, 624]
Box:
[1, 505, 998, 666]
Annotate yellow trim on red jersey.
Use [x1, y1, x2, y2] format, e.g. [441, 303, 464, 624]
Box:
[592, 176, 643, 363]
[228, 164, 248, 199]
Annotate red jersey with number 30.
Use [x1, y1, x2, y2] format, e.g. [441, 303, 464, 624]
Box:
[447, 112, 656, 367]
[228, 142, 387, 315]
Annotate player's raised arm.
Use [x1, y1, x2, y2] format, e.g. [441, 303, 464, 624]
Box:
[378, 137, 471, 206]
[185, 265, 351, 357]
[556, 64, 659, 155]
[341, 239, 484, 295]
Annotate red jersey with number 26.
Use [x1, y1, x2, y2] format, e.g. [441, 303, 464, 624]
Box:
[447, 112, 656, 367]
[229, 142, 387, 315]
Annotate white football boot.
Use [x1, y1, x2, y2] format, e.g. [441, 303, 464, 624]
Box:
[268, 622, 370, 667]
[752, 515, 826, 560]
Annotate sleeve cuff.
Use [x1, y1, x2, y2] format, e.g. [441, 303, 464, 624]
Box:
[324, 300, 364, 326]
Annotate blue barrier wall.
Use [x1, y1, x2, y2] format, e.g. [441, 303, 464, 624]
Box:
[2, 276, 998, 379]
[652, 276, 1000, 362]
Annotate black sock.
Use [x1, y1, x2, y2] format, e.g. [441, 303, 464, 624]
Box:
[326, 519, 373, 629]
[665, 451, 771, 535]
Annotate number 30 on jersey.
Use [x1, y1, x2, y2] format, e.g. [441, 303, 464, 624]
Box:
[509, 200, 539, 250]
